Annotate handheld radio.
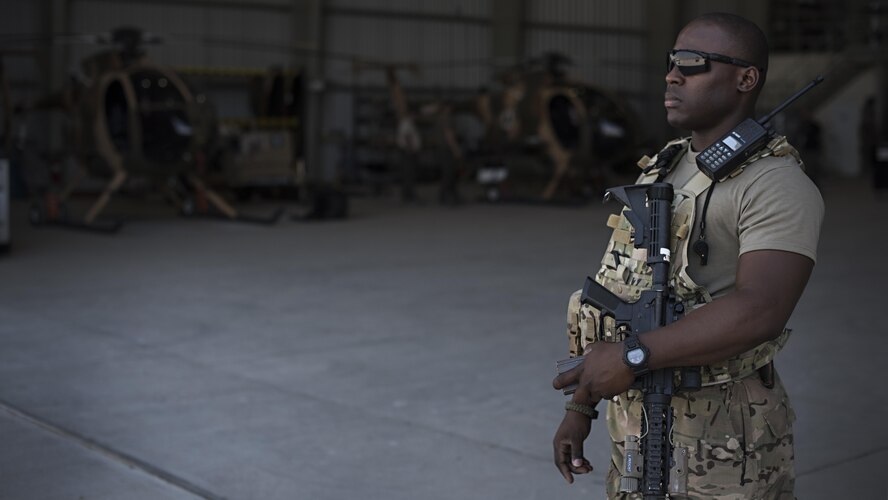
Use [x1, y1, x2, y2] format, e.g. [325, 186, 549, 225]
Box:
[696, 75, 824, 181]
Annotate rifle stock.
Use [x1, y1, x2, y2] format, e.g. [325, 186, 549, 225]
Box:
[580, 277, 633, 323]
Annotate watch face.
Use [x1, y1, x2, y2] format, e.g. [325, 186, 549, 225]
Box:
[627, 348, 646, 366]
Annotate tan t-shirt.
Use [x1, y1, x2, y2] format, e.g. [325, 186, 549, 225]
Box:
[662, 145, 824, 299]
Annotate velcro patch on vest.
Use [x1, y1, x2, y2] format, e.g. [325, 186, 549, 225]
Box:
[612, 228, 633, 245]
[673, 212, 689, 227]
[675, 223, 690, 240]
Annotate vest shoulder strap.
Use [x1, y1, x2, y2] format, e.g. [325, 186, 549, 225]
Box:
[723, 135, 802, 180]
[637, 137, 691, 183]
[682, 169, 712, 196]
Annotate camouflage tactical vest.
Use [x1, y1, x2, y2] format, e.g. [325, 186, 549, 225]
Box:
[567, 135, 802, 385]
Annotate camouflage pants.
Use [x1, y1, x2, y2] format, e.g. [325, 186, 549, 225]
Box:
[605, 372, 795, 499]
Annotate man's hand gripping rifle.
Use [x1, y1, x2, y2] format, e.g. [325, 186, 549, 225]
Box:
[557, 182, 701, 499]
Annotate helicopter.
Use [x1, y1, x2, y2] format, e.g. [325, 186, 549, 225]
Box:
[468, 52, 641, 202]
[16, 26, 283, 232]
[351, 52, 642, 205]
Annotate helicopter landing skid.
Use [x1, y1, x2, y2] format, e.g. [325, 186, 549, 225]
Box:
[28, 200, 124, 233]
[180, 175, 284, 226]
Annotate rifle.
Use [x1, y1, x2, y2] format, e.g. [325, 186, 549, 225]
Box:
[557, 182, 700, 499]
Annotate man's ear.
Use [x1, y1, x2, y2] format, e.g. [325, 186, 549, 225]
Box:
[738, 67, 760, 93]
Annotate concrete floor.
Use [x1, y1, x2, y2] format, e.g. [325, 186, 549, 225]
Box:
[0, 180, 885, 500]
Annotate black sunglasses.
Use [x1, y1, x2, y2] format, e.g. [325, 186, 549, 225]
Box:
[666, 49, 764, 76]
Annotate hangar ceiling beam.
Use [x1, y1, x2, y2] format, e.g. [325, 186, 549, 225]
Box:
[46, 0, 70, 151]
[291, 0, 325, 181]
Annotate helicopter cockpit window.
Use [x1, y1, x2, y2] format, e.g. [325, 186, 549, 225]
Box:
[548, 94, 581, 150]
[129, 69, 192, 165]
[104, 80, 131, 154]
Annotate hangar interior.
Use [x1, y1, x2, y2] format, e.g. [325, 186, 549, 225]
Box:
[0, 1, 886, 499]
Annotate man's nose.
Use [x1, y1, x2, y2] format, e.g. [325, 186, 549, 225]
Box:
[665, 65, 683, 85]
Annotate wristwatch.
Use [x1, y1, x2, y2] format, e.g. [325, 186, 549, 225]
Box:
[622, 333, 651, 377]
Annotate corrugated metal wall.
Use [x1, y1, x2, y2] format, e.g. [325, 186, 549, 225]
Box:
[320, 0, 492, 178]
[526, 0, 646, 28]
[65, 0, 298, 118]
[51, 1, 659, 119]
[59, 0, 495, 139]
[524, 0, 648, 102]
[0, 0, 45, 105]
[328, 0, 489, 19]
[68, 0, 294, 69]
[324, 0, 492, 89]
[681, 0, 747, 19]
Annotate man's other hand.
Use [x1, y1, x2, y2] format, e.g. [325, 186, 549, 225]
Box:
[553, 411, 593, 483]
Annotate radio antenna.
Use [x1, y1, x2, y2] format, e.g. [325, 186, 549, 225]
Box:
[757, 75, 824, 126]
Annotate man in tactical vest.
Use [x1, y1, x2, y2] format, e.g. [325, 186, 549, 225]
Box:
[551, 13, 823, 499]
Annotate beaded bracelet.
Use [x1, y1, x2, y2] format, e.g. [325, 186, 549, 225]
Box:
[564, 401, 599, 419]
